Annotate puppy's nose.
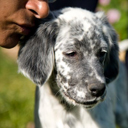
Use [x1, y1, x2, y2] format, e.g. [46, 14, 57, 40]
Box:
[88, 83, 106, 97]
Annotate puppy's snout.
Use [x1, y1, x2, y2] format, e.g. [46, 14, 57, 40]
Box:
[87, 83, 106, 97]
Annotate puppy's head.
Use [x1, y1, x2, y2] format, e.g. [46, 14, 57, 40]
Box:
[18, 8, 119, 108]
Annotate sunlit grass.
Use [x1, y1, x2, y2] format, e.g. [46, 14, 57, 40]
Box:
[0, 48, 35, 128]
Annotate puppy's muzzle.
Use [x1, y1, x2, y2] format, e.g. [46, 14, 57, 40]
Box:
[65, 80, 106, 108]
[87, 83, 106, 97]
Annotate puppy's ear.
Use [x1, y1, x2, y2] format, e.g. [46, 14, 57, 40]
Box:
[96, 12, 119, 84]
[18, 20, 59, 86]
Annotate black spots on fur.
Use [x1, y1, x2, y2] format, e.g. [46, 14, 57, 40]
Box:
[62, 56, 75, 64]
[68, 76, 79, 87]
[58, 72, 67, 84]
[81, 29, 102, 54]
[70, 22, 84, 37]
[56, 71, 68, 89]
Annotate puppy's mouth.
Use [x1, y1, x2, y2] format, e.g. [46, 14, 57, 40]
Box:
[74, 98, 98, 108]
[63, 90, 106, 109]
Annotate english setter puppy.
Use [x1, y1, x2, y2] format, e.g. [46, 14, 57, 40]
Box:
[18, 7, 128, 128]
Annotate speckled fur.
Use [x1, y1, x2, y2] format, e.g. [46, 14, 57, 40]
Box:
[17, 8, 128, 128]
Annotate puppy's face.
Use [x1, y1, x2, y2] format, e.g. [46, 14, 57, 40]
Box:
[54, 17, 108, 108]
[18, 8, 119, 109]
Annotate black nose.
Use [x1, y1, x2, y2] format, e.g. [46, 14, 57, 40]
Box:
[87, 83, 106, 97]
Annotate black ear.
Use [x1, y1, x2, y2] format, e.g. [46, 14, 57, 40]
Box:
[96, 12, 119, 84]
[18, 20, 59, 86]
[104, 41, 119, 84]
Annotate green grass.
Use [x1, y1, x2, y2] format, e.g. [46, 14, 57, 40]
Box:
[98, 0, 128, 40]
[0, 48, 35, 128]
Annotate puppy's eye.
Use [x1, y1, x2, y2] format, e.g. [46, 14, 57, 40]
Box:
[97, 48, 107, 64]
[100, 49, 107, 58]
[63, 51, 77, 58]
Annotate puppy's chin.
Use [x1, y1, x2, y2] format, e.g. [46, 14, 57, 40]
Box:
[61, 90, 106, 109]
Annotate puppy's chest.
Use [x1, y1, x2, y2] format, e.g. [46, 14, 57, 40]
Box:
[39, 85, 100, 128]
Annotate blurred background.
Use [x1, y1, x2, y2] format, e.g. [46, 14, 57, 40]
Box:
[0, 0, 127, 128]
[0, 47, 35, 128]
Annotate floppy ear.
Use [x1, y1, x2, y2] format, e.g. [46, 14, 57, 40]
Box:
[18, 20, 59, 86]
[96, 12, 119, 84]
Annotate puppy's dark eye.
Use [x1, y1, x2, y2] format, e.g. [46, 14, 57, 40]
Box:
[97, 48, 107, 64]
[100, 49, 107, 58]
[63, 51, 77, 58]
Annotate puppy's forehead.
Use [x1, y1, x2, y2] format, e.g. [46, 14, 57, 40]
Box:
[55, 13, 104, 51]
[54, 8, 108, 52]
[58, 8, 96, 23]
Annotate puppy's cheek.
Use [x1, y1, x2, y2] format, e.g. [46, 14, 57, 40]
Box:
[56, 73, 68, 89]
[56, 74, 63, 87]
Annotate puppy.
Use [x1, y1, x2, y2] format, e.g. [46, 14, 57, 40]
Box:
[18, 7, 121, 128]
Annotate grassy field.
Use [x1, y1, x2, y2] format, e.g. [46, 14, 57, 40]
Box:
[0, 48, 35, 128]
